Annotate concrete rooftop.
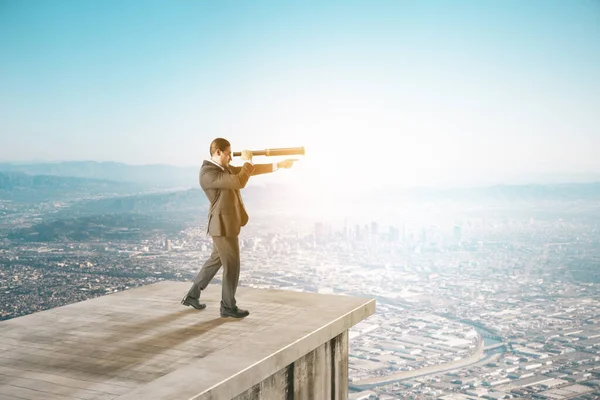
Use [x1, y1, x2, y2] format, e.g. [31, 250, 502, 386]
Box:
[0, 281, 375, 400]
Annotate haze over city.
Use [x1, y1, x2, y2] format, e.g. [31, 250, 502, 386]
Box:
[2, 2, 600, 399]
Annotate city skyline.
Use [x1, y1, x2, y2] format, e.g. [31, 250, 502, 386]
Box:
[2, 165, 600, 398]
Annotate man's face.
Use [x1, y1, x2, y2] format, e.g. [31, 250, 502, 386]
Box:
[217, 147, 232, 167]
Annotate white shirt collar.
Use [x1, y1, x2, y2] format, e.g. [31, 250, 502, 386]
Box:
[206, 159, 225, 170]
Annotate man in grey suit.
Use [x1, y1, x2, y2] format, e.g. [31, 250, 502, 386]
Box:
[182, 137, 296, 318]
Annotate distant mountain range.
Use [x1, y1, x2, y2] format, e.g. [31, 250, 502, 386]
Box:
[61, 188, 208, 216]
[0, 161, 199, 188]
[0, 171, 146, 203]
[2, 161, 600, 207]
[0, 171, 122, 190]
[372, 182, 600, 202]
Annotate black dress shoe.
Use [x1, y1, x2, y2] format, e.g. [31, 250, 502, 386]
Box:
[181, 295, 206, 310]
[220, 306, 249, 318]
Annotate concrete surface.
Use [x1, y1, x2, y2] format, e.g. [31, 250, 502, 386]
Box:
[233, 331, 349, 400]
[0, 281, 375, 399]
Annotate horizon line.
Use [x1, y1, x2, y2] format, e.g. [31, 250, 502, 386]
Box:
[1, 167, 600, 191]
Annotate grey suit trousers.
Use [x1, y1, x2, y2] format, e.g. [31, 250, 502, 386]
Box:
[188, 236, 240, 310]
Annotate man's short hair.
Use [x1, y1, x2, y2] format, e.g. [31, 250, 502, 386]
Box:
[209, 138, 231, 156]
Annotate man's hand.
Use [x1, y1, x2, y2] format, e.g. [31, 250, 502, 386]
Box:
[277, 159, 296, 169]
[241, 150, 253, 164]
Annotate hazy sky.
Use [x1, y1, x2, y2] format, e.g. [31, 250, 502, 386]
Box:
[1, 0, 599, 189]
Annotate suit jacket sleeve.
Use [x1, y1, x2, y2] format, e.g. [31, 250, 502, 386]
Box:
[230, 163, 274, 176]
[200, 162, 255, 190]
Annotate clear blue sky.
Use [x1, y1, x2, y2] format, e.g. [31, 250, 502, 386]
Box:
[1, 0, 599, 188]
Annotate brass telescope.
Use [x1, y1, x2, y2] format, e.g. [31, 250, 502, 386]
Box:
[232, 146, 305, 157]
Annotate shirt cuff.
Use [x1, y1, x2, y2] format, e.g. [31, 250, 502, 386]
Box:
[273, 162, 278, 171]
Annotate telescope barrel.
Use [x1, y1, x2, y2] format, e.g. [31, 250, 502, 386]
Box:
[232, 146, 305, 157]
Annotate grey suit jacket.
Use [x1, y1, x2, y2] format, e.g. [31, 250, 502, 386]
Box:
[199, 160, 274, 237]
